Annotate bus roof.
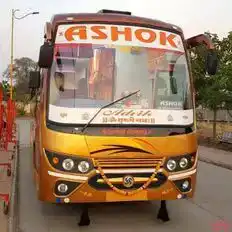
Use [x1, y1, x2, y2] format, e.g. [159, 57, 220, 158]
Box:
[49, 12, 183, 35]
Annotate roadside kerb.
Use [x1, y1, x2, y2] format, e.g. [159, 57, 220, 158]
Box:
[199, 156, 232, 170]
[7, 142, 19, 232]
[8, 124, 20, 232]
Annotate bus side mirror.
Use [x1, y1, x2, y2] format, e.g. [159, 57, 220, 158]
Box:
[186, 34, 218, 75]
[38, 42, 54, 68]
[29, 71, 40, 89]
[206, 50, 218, 75]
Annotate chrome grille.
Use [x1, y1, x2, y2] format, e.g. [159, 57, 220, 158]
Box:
[93, 157, 163, 168]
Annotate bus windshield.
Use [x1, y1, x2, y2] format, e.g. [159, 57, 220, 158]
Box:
[48, 24, 193, 126]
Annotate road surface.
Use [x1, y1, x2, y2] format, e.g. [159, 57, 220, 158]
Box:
[16, 118, 232, 232]
[17, 145, 232, 232]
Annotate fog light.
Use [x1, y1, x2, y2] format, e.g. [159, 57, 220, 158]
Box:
[57, 183, 68, 193]
[179, 157, 188, 169]
[182, 180, 189, 190]
[167, 159, 177, 171]
[78, 161, 90, 173]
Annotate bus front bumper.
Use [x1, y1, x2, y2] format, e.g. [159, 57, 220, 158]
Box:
[39, 168, 197, 203]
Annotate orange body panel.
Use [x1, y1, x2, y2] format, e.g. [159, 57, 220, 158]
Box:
[33, 115, 198, 203]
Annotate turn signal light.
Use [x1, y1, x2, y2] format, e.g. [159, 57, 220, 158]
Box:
[53, 157, 59, 164]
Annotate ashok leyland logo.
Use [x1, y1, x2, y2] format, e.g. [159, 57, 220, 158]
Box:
[123, 175, 134, 188]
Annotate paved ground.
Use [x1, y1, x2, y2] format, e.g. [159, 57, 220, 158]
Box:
[16, 118, 33, 148]
[0, 118, 28, 232]
[0, 149, 15, 232]
[0, 152, 10, 232]
[3, 118, 231, 232]
[17, 146, 232, 232]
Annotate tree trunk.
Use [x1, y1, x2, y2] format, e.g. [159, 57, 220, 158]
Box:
[213, 108, 217, 139]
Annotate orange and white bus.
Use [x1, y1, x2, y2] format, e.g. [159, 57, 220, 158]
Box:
[29, 9, 217, 226]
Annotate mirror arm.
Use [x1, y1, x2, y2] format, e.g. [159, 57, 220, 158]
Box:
[186, 34, 215, 50]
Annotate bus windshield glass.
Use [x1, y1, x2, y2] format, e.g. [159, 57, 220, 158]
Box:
[48, 24, 193, 126]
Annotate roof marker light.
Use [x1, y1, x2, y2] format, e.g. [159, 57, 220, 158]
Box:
[98, 9, 131, 15]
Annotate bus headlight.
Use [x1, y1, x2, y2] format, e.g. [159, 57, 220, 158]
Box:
[166, 159, 177, 171]
[164, 153, 196, 172]
[62, 159, 74, 171]
[45, 150, 94, 173]
[78, 161, 90, 173]
[179, 157, 188, 169]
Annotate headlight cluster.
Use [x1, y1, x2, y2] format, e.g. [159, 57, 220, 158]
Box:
[45, 150, 93, 174]
[165, 154, 196, 172]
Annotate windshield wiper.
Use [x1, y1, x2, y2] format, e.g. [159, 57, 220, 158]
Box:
[81, 90, 140, 133]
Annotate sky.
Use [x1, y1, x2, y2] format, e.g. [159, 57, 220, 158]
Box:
[1, 0, 232, 76]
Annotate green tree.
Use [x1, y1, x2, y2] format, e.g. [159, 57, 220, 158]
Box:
[3, 57, 38, 101]
[220, 32, 232, 114]
[190, 32, 232, 138]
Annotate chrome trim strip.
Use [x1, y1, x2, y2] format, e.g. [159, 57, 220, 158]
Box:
[48, 171, 88, 181]
[48, 168, 196, 181]
[168, 169, 196, 180]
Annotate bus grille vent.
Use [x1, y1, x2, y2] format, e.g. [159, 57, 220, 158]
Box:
[93, 158, 163, 168]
